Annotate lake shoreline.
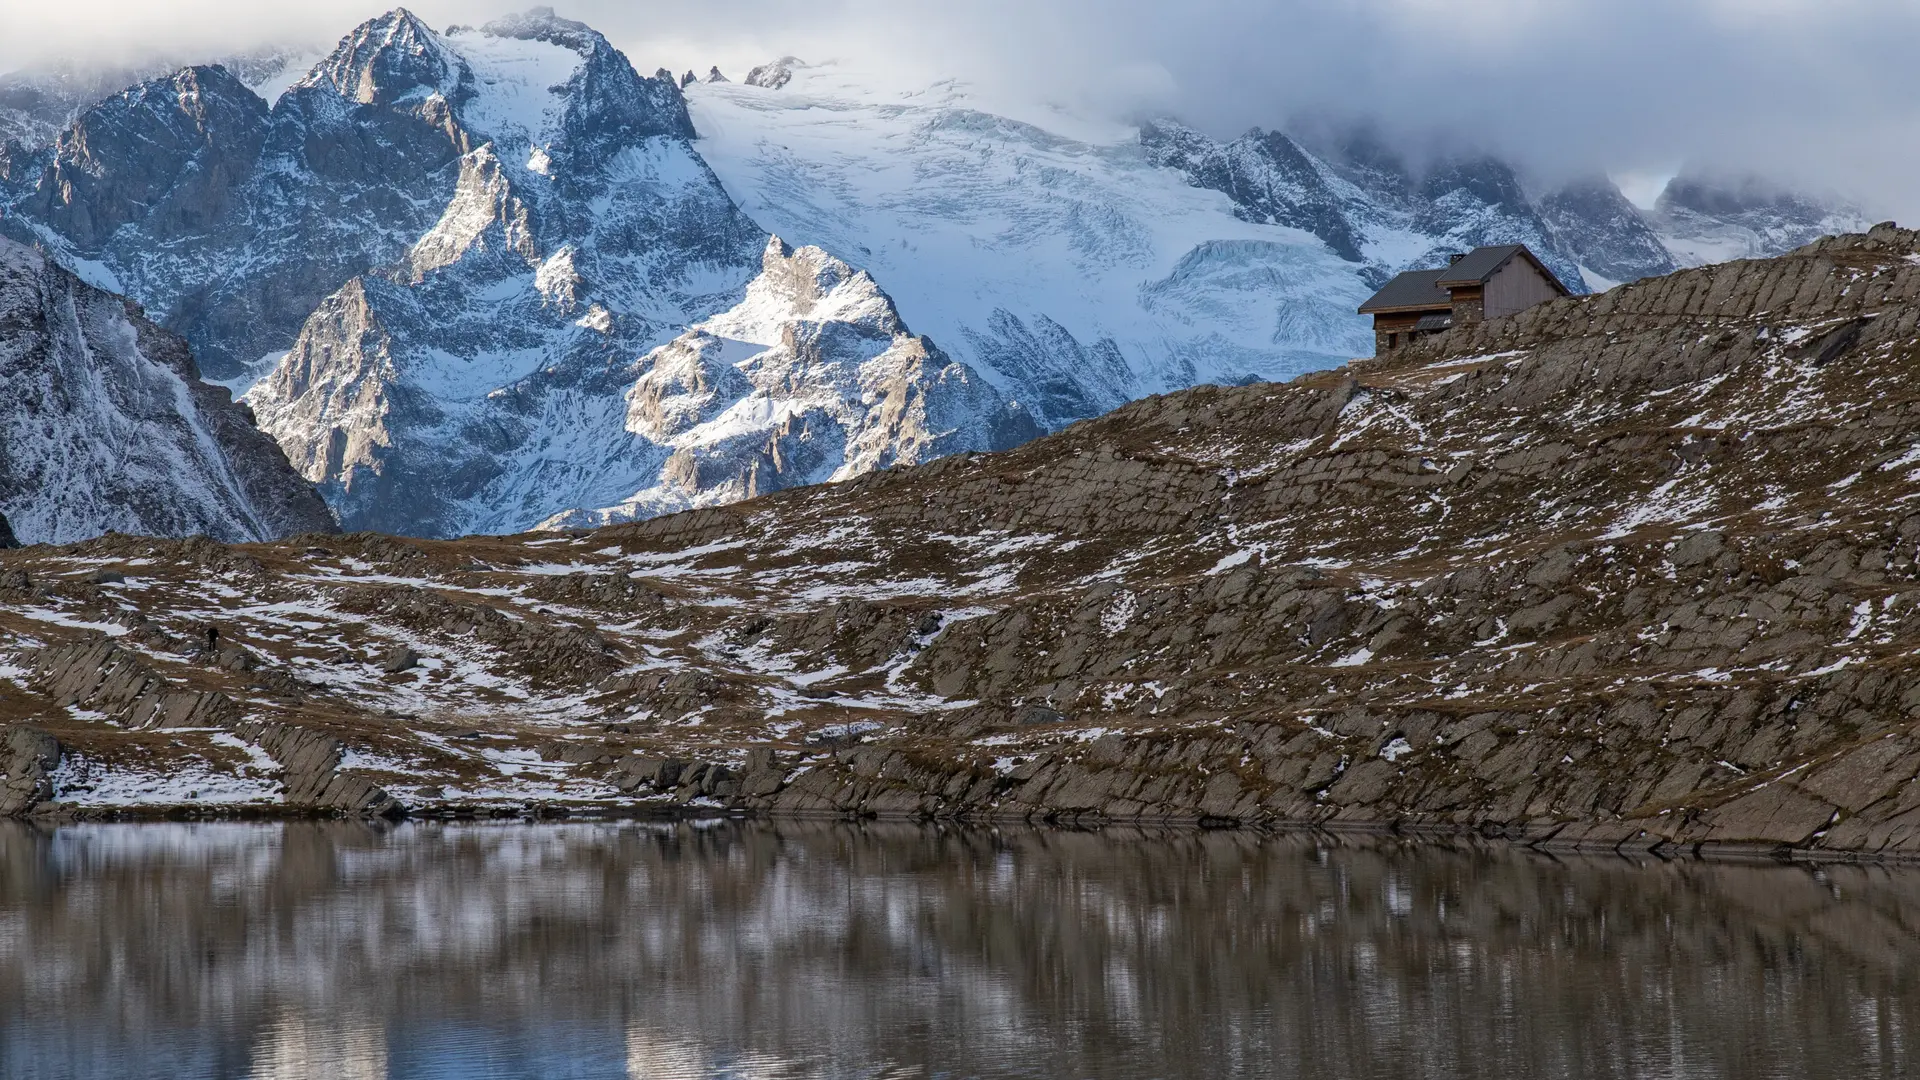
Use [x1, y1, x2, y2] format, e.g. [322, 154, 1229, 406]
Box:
[11, 796, 1913, 866]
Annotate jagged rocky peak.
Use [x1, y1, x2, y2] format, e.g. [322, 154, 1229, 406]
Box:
[1398, 153, 1585, 291]
[1141, 118, 1363, 263]
[596, 236, 1037, 523]
[0, 48, 323, 150]
[245, 277, 407, 531]
[0, 237, 334, 544]
[407, 144, 538, 280]
[742, 235, 903, 334]
[25, 64, 269, 249]
[298, 8, 460, 106]
[745, 57, 804, 89]
[706, 66, 730, 84]
[1537, 175, 1678, 288]
[1418, 153, 1531, 208]
[1, 60, 204, 150]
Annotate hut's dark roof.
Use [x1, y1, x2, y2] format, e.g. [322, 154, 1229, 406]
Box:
[1434, 244, 1523, 287]
[1435, 244, 1571, 294]
[1357, 269, 1450, 314]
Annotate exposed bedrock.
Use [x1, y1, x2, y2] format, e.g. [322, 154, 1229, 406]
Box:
[17, 636, 399, 817]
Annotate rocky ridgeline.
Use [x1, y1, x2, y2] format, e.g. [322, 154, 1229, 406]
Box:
[6, 229, 1920, 857]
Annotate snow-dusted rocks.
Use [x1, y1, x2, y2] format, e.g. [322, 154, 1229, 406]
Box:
[0, 238, 334, 545]
[744, 58, 803, 90]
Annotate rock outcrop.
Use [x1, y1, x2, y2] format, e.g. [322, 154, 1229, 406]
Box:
[744, 57, 801, 90]
[19, 634, 398, 816]
[0, 725, 61, 816]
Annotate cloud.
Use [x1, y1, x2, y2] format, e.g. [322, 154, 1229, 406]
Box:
[4, 0, 1915, 217]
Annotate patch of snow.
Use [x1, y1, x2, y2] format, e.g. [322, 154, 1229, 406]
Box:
[51, 751, 282, 806]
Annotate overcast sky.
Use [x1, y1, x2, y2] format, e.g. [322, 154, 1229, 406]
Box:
[3, 0, 1915, 218]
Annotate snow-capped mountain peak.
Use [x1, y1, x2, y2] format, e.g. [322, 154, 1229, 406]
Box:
[296, 8, 459, 107]
[598, 236, 1035, 524]
[704, 235, 903, 343]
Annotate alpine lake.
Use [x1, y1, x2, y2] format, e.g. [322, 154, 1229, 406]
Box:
[2, 819, 1917, 1079]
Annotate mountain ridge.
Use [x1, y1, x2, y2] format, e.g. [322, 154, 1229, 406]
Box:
[0, 11, 1874, 544]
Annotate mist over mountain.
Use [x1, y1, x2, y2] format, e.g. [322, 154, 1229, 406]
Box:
[3, 0, 1914, 222]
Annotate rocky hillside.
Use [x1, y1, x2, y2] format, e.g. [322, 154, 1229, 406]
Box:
[5, 228, 1920, 858]
[0, 238, 334, 545]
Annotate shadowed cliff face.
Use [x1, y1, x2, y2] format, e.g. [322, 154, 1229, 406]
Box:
[8, 229, 1920, 857]
[2, 820, 1918, 1078]
[0, 237, 335, 545]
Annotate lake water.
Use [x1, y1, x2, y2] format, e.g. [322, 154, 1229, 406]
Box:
[1, 820, 1917, 1079]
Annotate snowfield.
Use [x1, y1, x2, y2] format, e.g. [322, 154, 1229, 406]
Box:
[684, 63, 1376, 428]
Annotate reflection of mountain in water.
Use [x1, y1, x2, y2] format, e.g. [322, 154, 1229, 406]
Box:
[0, 821, 1914, 1078]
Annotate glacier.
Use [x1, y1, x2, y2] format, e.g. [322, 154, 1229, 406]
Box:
[683, 65, 1377, 429]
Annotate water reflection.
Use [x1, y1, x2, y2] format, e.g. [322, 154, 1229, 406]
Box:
[1, 820, 1917, 1078]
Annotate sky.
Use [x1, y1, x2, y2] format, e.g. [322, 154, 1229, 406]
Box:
[2, 0, 1915, 218]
